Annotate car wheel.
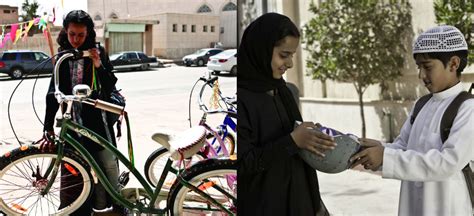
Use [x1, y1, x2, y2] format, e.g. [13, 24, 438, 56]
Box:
[10, 68, 24, 79]
[197, 59, 204, 67]
[140, 64, 149, 70]
[230, 66, 237, 76]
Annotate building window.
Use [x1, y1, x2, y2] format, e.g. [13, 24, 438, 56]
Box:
[203, 25, 208, 32]
[94, 14, 102, 21]
[197, 4, 212, 13]
[211, 26, 215, 32]
[191, 25, 196, 33]
[220, 27, 224, 34]
[182, 24, 187, 32]
[109, 12, 118, 19]
[3, 10, 11, 14]
[172, 24, 177, 32]
[222, 2, 237, 11]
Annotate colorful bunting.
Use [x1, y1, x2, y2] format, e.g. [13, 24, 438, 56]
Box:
[0, 15, 51, 47]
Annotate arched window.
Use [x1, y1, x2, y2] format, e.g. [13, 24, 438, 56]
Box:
[94, 14, 102, 21]
[109, 12, 118, 19]
[197, 4, 212, 13]
[222, 2, 237, 11]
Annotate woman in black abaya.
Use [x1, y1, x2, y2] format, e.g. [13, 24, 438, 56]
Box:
[237, 13, 335, 216]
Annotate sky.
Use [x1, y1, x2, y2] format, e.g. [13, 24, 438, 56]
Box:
[1, 0, 87, 25]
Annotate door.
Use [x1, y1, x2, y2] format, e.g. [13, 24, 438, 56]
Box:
[109, 32, 143, 55]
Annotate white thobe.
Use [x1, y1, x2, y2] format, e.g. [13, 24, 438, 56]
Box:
[383, 82, 474, 216]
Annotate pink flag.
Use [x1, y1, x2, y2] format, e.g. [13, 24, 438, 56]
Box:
[10, 24, 18, 41]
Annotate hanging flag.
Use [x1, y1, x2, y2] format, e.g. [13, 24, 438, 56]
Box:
[0, 33, 11, 48]
[14, 25, 23, 44]
[10, 24, 18, 42]
[22, 23, 28, 42]
[24, 20, 35, 36]
[38, 16, 47, 31]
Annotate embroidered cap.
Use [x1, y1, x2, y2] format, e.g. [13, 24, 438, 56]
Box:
[413, 25, 468, 54]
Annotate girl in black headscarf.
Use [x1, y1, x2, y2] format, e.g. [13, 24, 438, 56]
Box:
[238, 13, 335, 215]
[43, 10, 122, 215]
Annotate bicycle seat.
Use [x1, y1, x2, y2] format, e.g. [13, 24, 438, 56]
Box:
[299, 134, 361, 173]
[151, 133, 171, 150]
[168, 126, 207, 160]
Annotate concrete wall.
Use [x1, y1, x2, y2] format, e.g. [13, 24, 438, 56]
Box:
[0, 5, 19, 24]
[142, 13, 220, 59]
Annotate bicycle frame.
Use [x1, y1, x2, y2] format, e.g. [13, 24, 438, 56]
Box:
[38, 50, 233, 215]
[199, 111, 236, 157]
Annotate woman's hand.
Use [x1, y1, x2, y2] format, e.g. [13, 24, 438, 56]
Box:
[39, 131, 55, 152]
[89, 48, 101, 68]
[291, 122, 337, 157]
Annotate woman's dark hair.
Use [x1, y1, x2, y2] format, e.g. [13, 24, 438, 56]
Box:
[57, 10, 96, 50]
[414, 50, 468, 77]
[274, 18, 300, 47]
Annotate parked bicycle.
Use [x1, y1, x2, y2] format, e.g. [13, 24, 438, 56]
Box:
[145, 75, 237, 189]
[0, 50, 237, 215]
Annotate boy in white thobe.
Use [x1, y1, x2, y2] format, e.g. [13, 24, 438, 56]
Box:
[351, 25, 474, 216]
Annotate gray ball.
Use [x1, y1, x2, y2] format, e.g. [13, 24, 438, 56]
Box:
[299, 134, 361, 173]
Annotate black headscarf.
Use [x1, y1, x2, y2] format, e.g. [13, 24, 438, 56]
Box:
[238, 12, 302, 124]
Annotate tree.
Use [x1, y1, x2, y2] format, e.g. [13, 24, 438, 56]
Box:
[20, 0, 39, 21]
[434, 0, 474, 64]
[303, 0, 412, 138]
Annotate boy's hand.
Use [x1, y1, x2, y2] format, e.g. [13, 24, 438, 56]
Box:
[350, 146, 384, 171]
[291, 122, 337, 157]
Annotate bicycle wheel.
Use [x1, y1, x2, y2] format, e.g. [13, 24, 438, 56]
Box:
[206, 132, 236, 156]
[0, 146, 93, 215]
[167, 159, 237, 216]
[144, 147, 205, 188]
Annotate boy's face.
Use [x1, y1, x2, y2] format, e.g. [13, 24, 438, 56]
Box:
[415, 54, 459, 93]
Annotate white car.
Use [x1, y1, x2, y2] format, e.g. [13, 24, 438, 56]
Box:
[207, 49, 237, 75]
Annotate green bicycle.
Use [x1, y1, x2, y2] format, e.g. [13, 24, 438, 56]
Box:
[0, 50, 237, 215]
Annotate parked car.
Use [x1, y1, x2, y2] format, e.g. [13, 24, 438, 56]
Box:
[0, 50, 53, 79]
[182, 48, 223, 67]
[207, 49, 237, 75]
[109, 51, 159, 71]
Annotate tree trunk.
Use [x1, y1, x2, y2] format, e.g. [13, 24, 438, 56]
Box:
[357, 87, 366, 138]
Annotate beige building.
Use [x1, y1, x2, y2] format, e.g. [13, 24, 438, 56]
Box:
[241, 0, 474, 141]
[125, 13, 220, 58]
[88, 0, 237, 58]
[0, 5, 19, 25]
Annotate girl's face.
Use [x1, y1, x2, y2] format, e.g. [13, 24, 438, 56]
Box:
[416, 54, 459, 93]
[67, 23, 88, 49]
[271, 36, 299, 79]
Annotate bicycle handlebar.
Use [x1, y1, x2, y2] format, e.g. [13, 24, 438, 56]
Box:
[54, 50, 91, 103]
[52, 49, 125, 117]
[197, 75, 236, 116]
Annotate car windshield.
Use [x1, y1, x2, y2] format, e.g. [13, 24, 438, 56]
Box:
[109, 54, 121, 60]
[194, 49, 208, 55]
